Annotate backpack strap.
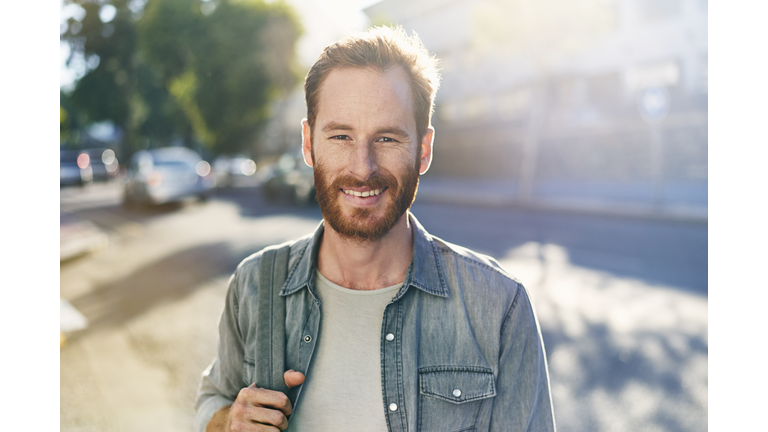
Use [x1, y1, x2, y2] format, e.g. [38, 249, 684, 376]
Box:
[254, 244, 292, 394]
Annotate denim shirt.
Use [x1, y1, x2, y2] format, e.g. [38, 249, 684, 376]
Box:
[195, 213, 555, 432]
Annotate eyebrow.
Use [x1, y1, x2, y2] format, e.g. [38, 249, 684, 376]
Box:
[376, 126, 410, 138]
[321, 122, 410, 138]
[321, 122, 354, 133]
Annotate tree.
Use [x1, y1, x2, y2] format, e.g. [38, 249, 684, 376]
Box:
[61, 0, 303, 158]
[138, 0, 303, 155]
[62, 0, 191, 159]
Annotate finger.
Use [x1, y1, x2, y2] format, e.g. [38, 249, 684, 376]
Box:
[284, 370, 306, 389]
[244, 406, 289, 430]
[238, 386, 294, 417]
[229, 413, 282, 432]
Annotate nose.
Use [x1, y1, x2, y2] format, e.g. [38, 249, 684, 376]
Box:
[348, 142, 378, 180]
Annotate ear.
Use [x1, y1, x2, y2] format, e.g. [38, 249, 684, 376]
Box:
[301, 119, 314, 168]
[419, 126, 435, 175]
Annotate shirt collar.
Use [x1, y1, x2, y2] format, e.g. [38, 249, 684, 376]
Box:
[280, 212, 449, 298]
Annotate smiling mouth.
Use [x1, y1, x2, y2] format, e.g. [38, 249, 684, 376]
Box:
[341, 188, 386, 197]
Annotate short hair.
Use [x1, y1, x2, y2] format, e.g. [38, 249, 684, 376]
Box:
[304, 26, 441, 141]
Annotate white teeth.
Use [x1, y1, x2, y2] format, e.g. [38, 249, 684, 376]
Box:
[343, 188, 383, 197]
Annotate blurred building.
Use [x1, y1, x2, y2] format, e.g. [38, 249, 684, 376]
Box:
[365, 0, 708, 211]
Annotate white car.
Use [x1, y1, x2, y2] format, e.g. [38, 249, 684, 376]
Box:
[123, 147, 216, 206]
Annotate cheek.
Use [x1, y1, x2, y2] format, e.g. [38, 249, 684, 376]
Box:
[318, 141, 353, 162]
[380, 144, 418, 165]
[313, 147, 343, 170]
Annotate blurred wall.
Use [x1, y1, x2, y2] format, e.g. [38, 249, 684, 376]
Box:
[364, 0, 708, 197]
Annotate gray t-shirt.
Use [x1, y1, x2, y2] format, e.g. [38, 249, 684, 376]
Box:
[287, 270, 401, 431]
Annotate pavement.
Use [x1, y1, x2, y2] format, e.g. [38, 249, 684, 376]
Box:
[59, 176, 707, 338]
[59, 178, 707, 267]
[59, 181, 707, 432]
[61, 211, 110, 262]
[58, 176, 707, 342]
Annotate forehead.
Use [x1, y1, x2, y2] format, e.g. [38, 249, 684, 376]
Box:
[315, 66, 416, 132]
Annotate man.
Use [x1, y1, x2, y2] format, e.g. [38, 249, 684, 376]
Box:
[196, 26, 555, 432]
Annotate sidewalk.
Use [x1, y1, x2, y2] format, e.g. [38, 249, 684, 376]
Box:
[61, 212, 108, 346]
[60, 211, 109, 261]
[416, 177, 707, 222]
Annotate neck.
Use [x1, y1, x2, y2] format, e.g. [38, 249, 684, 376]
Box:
[317, 212, 413, 291]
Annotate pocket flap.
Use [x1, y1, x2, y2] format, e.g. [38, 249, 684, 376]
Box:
[419, 367, 496, 404]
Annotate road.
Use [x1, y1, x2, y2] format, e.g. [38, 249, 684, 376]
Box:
[60, 181, 707, 432]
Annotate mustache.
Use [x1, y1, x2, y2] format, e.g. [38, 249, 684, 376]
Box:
[331, 173, 397, 190]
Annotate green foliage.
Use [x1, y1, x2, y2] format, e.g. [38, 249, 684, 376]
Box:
[62, 0, 134, 128]
[140, 0, 303, 154]
[61, 0, 303, 156]
[60, 90, 86, 147]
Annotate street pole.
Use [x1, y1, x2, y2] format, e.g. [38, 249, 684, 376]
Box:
[649, 124, 664, 212]
[518, 81, 544, 205]
[637, 86, 670, 215]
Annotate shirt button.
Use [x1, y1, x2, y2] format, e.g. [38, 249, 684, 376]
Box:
[453, 389, 462, 397]
[389, 403, 398, 411]
[385, 333, 395, 342]
[303, 335, 312, 343]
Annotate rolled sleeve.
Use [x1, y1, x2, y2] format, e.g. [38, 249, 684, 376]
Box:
[194, 272, 245, 432]
[194, 361, 236, 432]
[490, 284, 555, 432]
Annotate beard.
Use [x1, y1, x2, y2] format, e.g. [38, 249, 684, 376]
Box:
[313, 154, 420, 242]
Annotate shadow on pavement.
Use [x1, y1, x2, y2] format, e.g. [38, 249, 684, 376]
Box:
[69, 241, 249, 332]
[122, 201, 187, 214]
[410, 202, 708, 296]
[214, 186, 323, 221]
[540, 321, 707, 432]
[216, 187, 707, 296]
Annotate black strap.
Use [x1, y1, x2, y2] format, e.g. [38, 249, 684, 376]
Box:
[254, 244, 292, 394]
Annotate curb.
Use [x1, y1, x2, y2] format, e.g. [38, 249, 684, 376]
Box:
[416, 188, 707, 223]
[60, 212, 109, 261]
[61, 298, 88, 348]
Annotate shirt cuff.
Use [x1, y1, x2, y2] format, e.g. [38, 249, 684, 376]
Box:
[194, 395, 233, 432]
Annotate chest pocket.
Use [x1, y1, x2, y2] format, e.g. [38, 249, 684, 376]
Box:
[418, 367, 496, 432]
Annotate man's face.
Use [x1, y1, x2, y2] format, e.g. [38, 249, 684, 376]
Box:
[302, 66, 433, 242]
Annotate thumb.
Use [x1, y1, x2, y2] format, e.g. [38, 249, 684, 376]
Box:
[284, 369, 306, 388]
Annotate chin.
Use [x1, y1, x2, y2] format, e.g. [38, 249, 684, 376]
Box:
[326, 205, 404, 242]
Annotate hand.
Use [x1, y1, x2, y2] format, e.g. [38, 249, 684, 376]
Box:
[223, 370, 306, 432]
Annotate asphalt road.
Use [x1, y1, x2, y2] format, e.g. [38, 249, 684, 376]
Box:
[60, 181, 707, 432]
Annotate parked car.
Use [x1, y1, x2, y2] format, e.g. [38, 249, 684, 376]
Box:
[83, 148, 119, 181]
[122, 147, 216, 207]
[262, 151, 316, 205]
[60, 150, 93, 187]
[212, 154, 258, 187]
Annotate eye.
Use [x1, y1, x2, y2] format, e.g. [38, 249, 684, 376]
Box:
[330, 135, 351, 141]
[376, 136, 398, 143]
